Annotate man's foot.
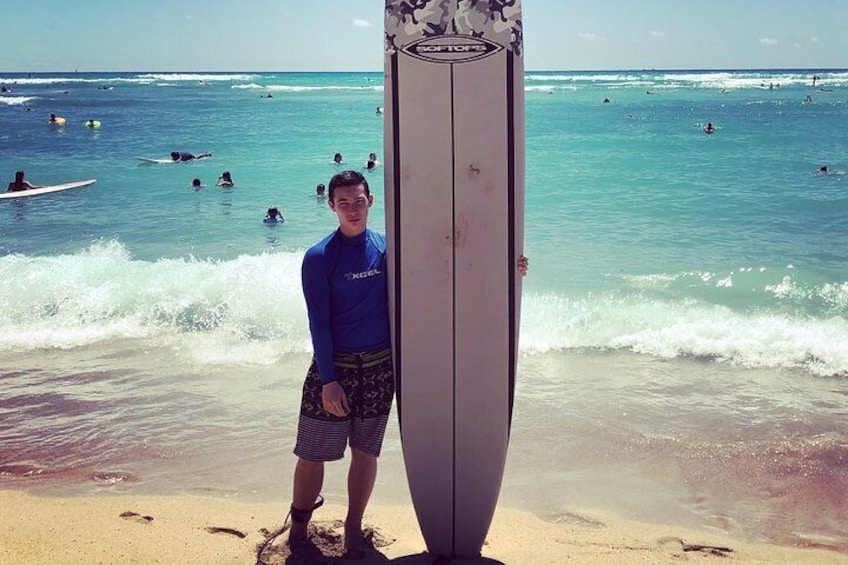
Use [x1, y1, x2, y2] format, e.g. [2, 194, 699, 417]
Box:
[257, 526, 321, 565]
[343, 524, 374, 559]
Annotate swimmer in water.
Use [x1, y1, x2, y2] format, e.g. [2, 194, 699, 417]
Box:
[215, 171, 235, 187]
[265, 206, 285, 222]
[7, 171, 42, 192]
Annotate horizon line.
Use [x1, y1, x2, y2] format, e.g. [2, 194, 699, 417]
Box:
[2, 66, 848, 75]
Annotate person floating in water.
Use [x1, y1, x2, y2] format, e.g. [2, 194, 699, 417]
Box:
[704, 122, 716, 134]
[84, 119, 99, 128]
[47, 113, 64, 125]
[215, 171, 234, 187]
[265, 206, 285, 223]
[192, 178, 205, 190]
[820, 165, 829, 174]
[333, 153, 344, 165]
[170, 151, 212, 162]
[7, 171, 42, 192]
[315, 183, 327, 200]
[603, 97, 610, 103]
[366, 153, 381, 168]
[375, 106, 383, 115]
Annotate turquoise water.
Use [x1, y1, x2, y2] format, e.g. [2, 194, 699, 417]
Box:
[2, 70, 847, 373]
[1, 70, 847, 549]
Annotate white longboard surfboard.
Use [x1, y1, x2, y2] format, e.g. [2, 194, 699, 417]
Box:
[0, 179, 96, 200]
[384, 2, 524, 559]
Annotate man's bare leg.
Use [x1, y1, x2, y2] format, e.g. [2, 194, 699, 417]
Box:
[345, 448, 377, 552]
[289, 457, 324, 544]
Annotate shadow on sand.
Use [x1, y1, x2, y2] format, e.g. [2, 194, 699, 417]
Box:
[255, 521, 504, 565]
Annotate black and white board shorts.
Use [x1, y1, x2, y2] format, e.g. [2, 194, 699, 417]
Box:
[294, 348, 394, 461]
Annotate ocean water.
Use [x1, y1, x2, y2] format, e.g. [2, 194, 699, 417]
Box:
[1, 69, 847, 551]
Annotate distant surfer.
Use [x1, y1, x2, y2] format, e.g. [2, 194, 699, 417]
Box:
[6, 171, 42, 192]
[215, 171, 234, 187]
[704, 122, 716, 134]
[170, 151, 212, 162]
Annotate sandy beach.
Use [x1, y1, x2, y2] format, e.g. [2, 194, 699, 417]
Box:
[1, 490, 846, 564]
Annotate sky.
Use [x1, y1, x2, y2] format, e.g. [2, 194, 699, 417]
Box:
[2, 0, 846, 72]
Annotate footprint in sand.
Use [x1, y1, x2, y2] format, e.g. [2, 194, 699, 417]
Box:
[658, 536, 734, 557]
[205, 526, 247, 539]
[119, 511, 154, 524]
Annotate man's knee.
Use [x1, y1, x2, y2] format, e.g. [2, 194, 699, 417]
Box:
[350, 448, 377, 461]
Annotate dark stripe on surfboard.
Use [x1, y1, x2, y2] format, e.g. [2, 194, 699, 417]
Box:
[506, 51, 517, 432]
[390, 52, 404, 431]
[449, 61, 458, 556]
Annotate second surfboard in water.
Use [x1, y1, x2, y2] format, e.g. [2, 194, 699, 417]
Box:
[0, 179, 96, 200]
[384, 1, 525, 559]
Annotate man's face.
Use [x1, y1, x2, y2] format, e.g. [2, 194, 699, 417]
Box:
[329, 183, 373, 237]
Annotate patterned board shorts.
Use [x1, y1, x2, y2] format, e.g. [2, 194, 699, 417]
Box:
[294, 348, 394, 462]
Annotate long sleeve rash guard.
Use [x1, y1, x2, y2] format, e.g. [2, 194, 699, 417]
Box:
[301, 228, 391, 384]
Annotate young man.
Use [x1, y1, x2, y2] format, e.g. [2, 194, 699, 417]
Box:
[284, 170, 529, 556]
[288, 169, 393, 554]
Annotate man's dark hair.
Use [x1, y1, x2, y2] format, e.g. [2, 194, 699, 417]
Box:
[328, 170, 369, 202]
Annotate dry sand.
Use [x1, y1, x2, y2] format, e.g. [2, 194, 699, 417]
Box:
[1, 490, 846, 564]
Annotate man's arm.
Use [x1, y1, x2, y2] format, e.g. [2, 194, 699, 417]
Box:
[302, 250, 336, 384]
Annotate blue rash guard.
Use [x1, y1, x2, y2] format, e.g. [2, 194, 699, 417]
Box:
[302, 228, 390, 384]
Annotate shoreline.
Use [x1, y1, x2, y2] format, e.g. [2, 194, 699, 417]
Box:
[1, 490, 846, 564]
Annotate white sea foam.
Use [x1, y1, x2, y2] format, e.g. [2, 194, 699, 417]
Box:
[524, 85, 576, 93]
[520, 292, 848, 377]
[1, 242, 845, 375]
[0, 73, 257, 86]
[0, 96, 36, 106]
[525, 70, 848, 91]
[136, 73, 257, 82]
[0, 241, 310, 365]
[232, 83, 383, 92]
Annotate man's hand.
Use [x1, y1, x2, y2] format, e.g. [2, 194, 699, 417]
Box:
[322, 381, 350, 417]
[518, 254, 529, 277]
